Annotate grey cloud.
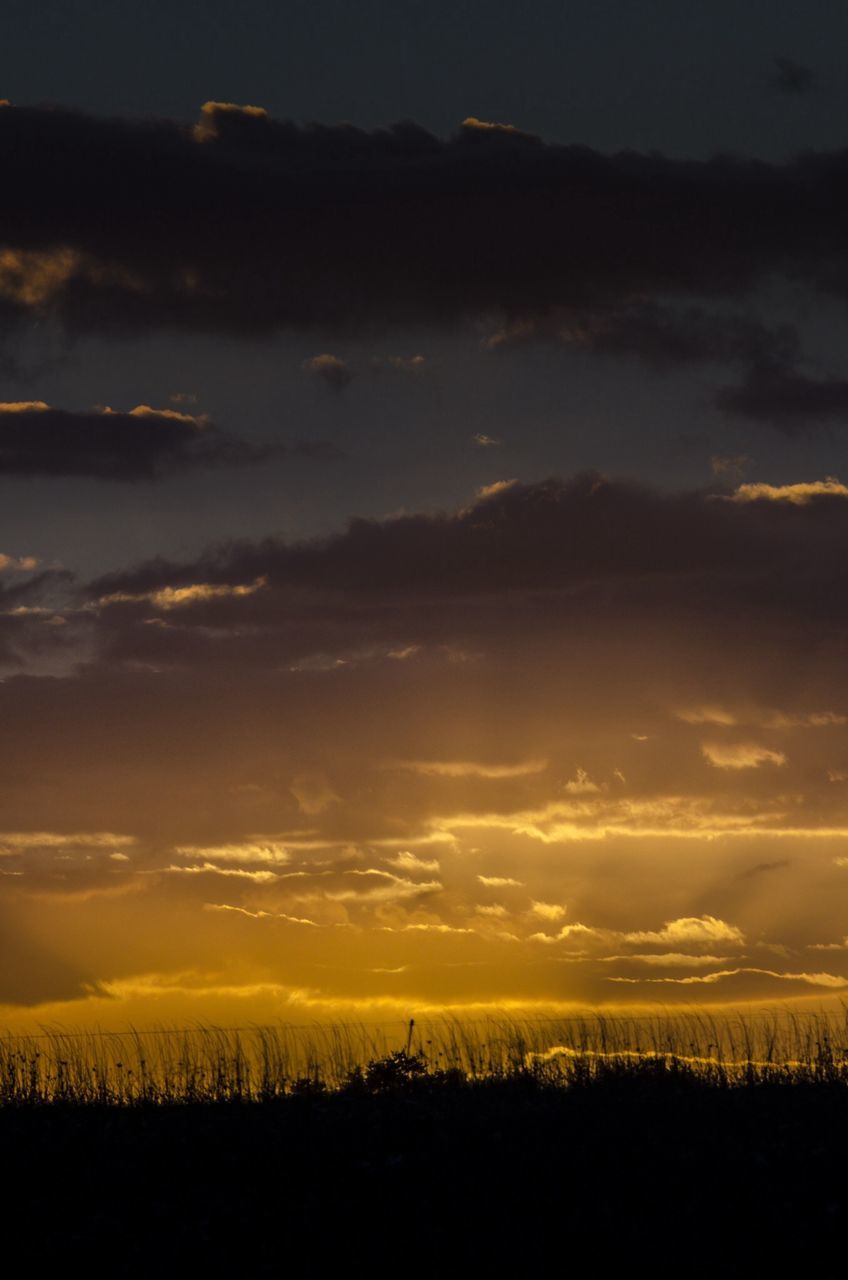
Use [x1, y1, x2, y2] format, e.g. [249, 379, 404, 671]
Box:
[716, 366, 848, 432]
[302, 354, 354, 390]
[768, 57, 815, 95]
[0, 403, 268, 481]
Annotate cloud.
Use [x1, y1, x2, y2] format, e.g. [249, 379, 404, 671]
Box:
[701, 742, 787, 770]
[473, 433, 500, 447]
[192, 100, 269, 142]
[446, 791, 839, 843]
[386, 850, 441, 873]
[173, 841, 291, 865]
[83, 470, 848, 627]
[387, 645, 420, 660]
[726, 478, 848, 505]
[487, 304, 800, 374]
[610, 968, 847, 988]
[385, 922, 474, 935]
[302, 354, 354, 390]
[716, 368, 848, 432]
[461, 116, 526, 136]
[622, 915, 745, 946]
[322, 869, 442, 904]
[678, 704, 844, 729]
[388, 758, 546, 779]
[477, 875, 525, 888]
[564, 768, 601, 795]
[0, 553, 39, 572]
[768, 57, 814, 95]
[163, 862, 281, 882]
[601, 952, 732, 967]
[529, 901, 567, 922]
[676, 706, 738, 726]
[4, 101, 848, 348]
[761, 710, 845, 729]
[528, 923, 598, 944]
[0, 831, 135, 852]
[97, 577, 267, 612]
[476, 479, 518, 501]
[0, 401, 266, 481]
[203, 903, 318, 926]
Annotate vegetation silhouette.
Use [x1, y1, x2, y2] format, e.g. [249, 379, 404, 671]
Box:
[4, 1008, 848, 1103]
[2, 1012, 848, 1275]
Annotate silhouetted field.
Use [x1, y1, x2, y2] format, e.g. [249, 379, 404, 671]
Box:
[2, 1014, 847, 1275]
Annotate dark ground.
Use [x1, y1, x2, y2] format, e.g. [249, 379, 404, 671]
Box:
[3, 1075, 846, 1277]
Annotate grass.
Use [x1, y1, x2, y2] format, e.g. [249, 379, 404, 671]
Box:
[3, 1011, 848, 1274]
[3, 1006, 848, 1103]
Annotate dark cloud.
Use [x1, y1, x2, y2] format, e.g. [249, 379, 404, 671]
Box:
[716, 366, 848, 431]
[488, 303, 800, 370]
[577, 306, 800, 371]
[88, 473, 738, 599]
[0, 402, 268, 481]
[75, 472, 848, 676]
[769, 57, 815, 95]
[485, 302, 848, 432]
[3, 102, 848, 345]
[87, 470, 848, 596]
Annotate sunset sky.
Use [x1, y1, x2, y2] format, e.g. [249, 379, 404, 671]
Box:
[5, 1, 848, 1029]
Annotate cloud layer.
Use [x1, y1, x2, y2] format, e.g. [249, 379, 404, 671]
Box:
[2, 101, 848, 430]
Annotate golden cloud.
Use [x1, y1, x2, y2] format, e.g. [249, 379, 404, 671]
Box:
[622, 915, 744, 945]
[701, 742, 787, 770]
[0, 247, 143, 307]
[174, 842, 292, 865]
[461, 117, 522, 134]
[609, 968, 847, 988]
[728, 478, 848, 505]
[529, 901, 567, 922]
[389, 758, 547, 779]
[387, 851, 441, 873]
[193, 100, 269, 142]
[98, 576, 267, 611]
[0, 553, 39, 572]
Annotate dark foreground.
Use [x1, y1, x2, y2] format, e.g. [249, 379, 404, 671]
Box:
[3, 1074, 846, 1277]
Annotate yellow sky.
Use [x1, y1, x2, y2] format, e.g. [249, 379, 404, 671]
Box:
[3, 632, 848, 1025]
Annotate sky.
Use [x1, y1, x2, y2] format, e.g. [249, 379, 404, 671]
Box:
[3, 1, 848, 1030]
